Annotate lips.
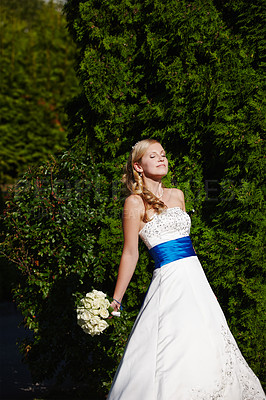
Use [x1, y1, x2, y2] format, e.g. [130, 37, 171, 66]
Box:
[157, 164, 166, 167]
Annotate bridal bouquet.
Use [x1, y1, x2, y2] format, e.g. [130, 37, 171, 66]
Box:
[77, 289, 119, 336]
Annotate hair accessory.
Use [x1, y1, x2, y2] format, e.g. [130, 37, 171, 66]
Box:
[132, 141, 140, 150]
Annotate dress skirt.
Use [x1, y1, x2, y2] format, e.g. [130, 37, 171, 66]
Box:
[107, 255, 265, 400]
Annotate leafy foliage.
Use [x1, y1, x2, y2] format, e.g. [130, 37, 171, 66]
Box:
[0, 0, 79, 184]
[1, 150, 145, 393]
[64, 0, 265, 386]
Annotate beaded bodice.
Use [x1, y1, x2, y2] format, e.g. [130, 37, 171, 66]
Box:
[139, 207, 191, 250]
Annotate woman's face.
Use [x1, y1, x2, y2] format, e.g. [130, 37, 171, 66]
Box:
[134, 142, 168, 179]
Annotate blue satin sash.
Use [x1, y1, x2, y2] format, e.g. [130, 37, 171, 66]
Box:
[148, 236, 196, 269]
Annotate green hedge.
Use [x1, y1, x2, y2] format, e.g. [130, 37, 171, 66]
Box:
[1, 150, 154, 395]
[0, 0, 79, 184]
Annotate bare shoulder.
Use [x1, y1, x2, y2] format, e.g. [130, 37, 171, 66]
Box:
[164, 188, 185, 210]
[123, 194, 144, 219]
[171, 188, 185, 201]
[124, 194, 144, 209]
[164, 187, 184, 201]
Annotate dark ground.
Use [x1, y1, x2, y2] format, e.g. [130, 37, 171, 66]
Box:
[0, 302, 47, 400]
[0, 302, 104, 400]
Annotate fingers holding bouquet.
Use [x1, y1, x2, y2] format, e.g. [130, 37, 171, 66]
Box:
[110, 298, 122, 317]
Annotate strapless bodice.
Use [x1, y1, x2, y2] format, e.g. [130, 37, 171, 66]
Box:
[139, 207, 191, 250]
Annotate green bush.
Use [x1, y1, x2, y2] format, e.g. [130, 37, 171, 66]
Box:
[0, 150, 154, 394]
[63, 0, 265, 387]
[0, 0, 79, 184]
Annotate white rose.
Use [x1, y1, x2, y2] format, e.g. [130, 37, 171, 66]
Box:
[78, 310, 95, 329]
[91, 308, 101, 316]
[93, 290, 106, 298]
[104, 299, 110, 308]
[93, 298, 106, 309]
[93, 319, 109, 334]
[90, 315, 101, 326]
[96, 298, 110, 309]
[83, 321, 94, 335]
[99, 308, 109, 319]
[83, 298, 93, 308]
[82, 310, 93, 320]
[86, 292, 96, 300]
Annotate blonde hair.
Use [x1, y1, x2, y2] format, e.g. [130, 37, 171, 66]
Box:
[123, 139, 166, 222]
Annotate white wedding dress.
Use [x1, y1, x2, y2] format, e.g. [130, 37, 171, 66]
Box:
[107, 207, 265, 400]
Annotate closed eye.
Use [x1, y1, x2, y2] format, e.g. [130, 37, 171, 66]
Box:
[149, 152, 166, 158]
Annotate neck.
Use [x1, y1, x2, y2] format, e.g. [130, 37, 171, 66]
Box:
[143, 178, 163, 198]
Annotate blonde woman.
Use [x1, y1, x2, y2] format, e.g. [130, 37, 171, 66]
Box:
[108, 139, 265, 400]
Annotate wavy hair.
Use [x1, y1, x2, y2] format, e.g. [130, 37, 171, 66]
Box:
[123, 139, 166, 222]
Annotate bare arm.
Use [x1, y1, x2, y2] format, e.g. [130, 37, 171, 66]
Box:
[110, 195, 143, 311]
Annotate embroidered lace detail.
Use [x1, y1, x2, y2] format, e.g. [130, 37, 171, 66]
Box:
[191, 325, 265, 400]
[139, 207, 191, 249]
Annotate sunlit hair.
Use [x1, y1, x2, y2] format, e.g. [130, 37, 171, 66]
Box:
[123, 139, 167, 222]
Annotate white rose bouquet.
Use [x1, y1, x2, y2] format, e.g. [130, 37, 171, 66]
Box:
[77, 289, 120, 336]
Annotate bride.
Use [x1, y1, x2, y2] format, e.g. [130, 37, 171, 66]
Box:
[108, 139, 265, 400]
